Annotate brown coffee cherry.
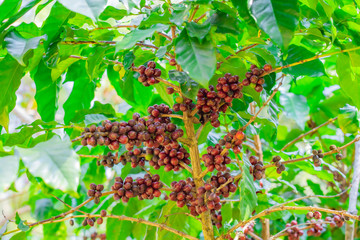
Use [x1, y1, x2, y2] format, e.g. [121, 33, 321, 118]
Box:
[169, 58, 177, 66]
[336, 153, 343, 160]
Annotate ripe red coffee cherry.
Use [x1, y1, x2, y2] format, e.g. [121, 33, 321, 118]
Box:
[169, 58, 177, 66]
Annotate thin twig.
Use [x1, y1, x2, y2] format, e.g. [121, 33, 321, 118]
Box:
[261, 46, 360, 77]
[241, 75, 284, 131]
[194, 13, 206, 23]
[5, 214, 198, 240]
[263, 136, 360, 169]
[281, 117, 338, 151]
[269, 185, 351, 210]
[217, 44, 259, 69]
[188, 5, 199, 22]
[220, 206, 360, 239]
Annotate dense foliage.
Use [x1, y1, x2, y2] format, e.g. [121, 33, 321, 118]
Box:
[1, 0, 360, 240]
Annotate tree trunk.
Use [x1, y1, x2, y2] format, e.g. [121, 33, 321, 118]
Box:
[183, 112, 215, 240]
[345, 137, 360, 240]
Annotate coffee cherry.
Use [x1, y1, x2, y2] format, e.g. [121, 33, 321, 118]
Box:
[313, 211, 322, 219]
[336, 153, 343, 160]
[69, 219, 74, 226]
[166, 87, 175, 94]
[263, 64, 272, 72]
[97, 217, 103, 225]
[330, 145, 336, 150]
[169, 58, 177, 66]
[100, 210, 107, 217]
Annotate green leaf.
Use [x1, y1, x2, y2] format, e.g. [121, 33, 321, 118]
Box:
[41, 2, 73, 49]
[4, 30, 46, 66]
[51, 57, 79, 80]
[337, 54, 360, 109]
[169, 4, 190, 26]
[99, 6, 127, 20]
[71, 101, 116, 123]
[250, 0, 299, 50]
[116, 24, 168, 51]
[338, 104, 359, 134]
[0, 119, 57, 147]
[0, 155, 20, 192]
[15, 212, 29, 232]
[9, 232, 26, 240]
[282, 45, 325, 77]
[33, 60, 60, 122]
[15, 136, 80, 193]
[239, 156, 257, 220]
[175, 29, 216, 87]
[58, 0, 107, 21]
[209, 11, 241, 35]
[63, 62, 95, 124]
[0, 55, 25, 131]
[168, 70, 200, 100]
[186, 22, 211, 41]
[0, 0, 42, 33]
[86, 46, 107, 79]
[280, 92, 309, 130]
[0, 0, 22, 23]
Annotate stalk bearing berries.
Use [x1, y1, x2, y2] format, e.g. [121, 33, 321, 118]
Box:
[219, 130, 245, 154]
[312, 149, 324, 167]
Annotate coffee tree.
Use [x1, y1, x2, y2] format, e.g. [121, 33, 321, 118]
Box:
[1, 0, 360, 239]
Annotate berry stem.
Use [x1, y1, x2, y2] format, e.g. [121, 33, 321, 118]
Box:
[281, 117, 338, 151]
[183, 111, 215, 240]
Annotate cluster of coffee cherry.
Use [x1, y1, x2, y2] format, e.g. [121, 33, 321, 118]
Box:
[271, 155, 286, 174]
[111, 175, 162, 203]
[169, 173, 236, 228]
[312, 149, 324, 167]
[196, 87, 222, 127]
[325, 214, 345, 228]
[83, 232, 106, 240]
[173, 97, 196, 113]
[87, 183, 104, 204]
[219, 130, 245, 154]
[202, 144, 231, 172]
[96, 152, 119, 167]
[249, 156, 264, 180]
[242, 64, 272, 92]
[155, 144, 191, 171]
[285, 220, 304, 240]
[137, 61, 161, 86]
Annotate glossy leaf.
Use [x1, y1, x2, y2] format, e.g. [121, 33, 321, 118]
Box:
[280, 92, 310, 130]
[239, 156, 257, 220]
[0, 55, 25, 131]
[58, 0, 107, 21]
[16, 136, 80, 193]
[168, 70, 200, 100]
[4, 31, 46, 66]
[175, 29, 216, 87]
[0, 155, 19, 191]
[250, 0, 299, 50]
[116, 24, 168, 51]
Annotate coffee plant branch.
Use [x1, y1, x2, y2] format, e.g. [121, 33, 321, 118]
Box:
[261, 46, 360, 77]
[263, 136, 360, 169]
[221, 206, 360, 240]
[281, 117, 339, 151]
